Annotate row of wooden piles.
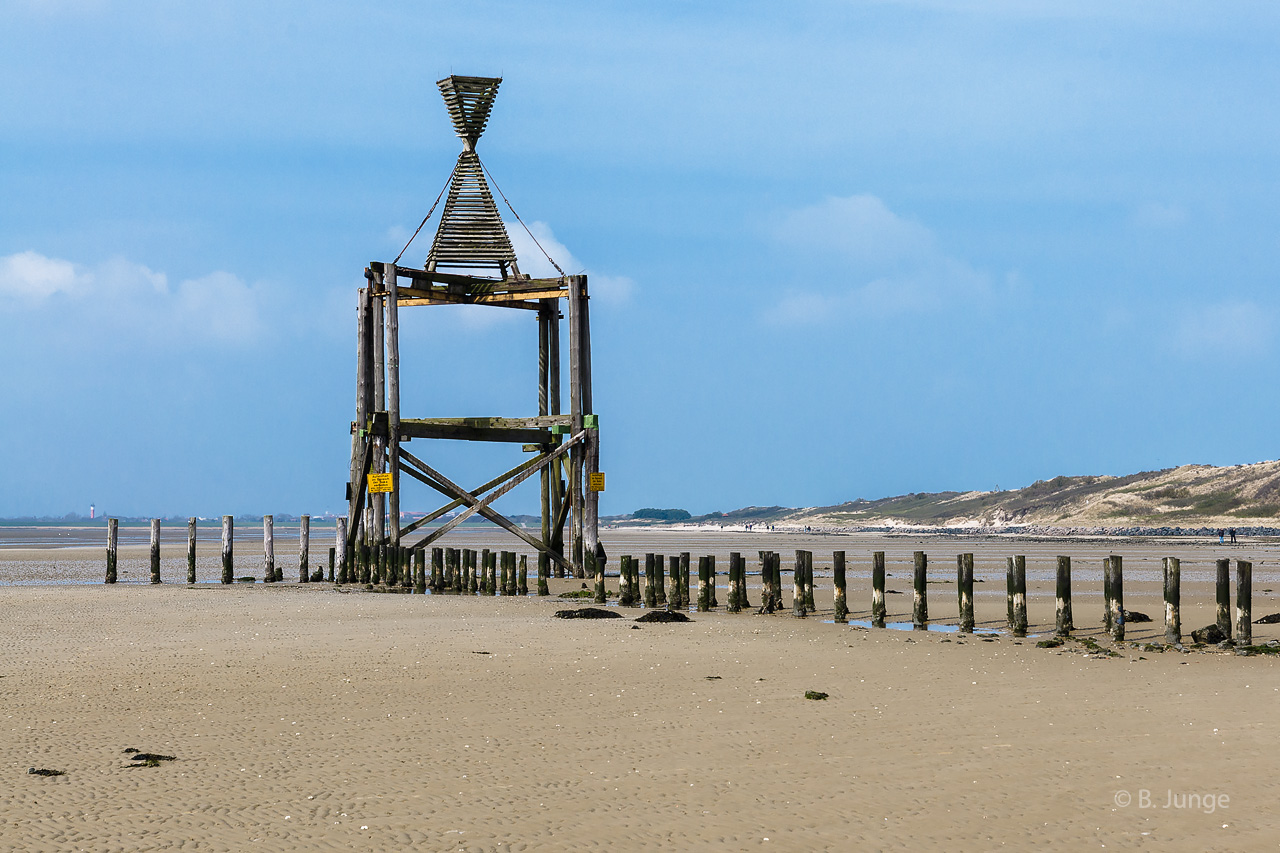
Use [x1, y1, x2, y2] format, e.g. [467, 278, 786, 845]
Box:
[101, 525, 1259, 645]
[611, 549, 1256, 646]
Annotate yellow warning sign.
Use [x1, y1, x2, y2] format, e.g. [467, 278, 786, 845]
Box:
[588, 472, 605, 492]
[368, 472, 394, 493]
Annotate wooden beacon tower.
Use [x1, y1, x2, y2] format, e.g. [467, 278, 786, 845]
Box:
[345, 75, 600, 584]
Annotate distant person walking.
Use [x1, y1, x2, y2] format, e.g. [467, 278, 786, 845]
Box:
[1230, 528, 1238, 545]
[1218, 528, 1225, 545]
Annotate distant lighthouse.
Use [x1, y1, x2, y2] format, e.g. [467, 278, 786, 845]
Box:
[90, 503, 95, 520]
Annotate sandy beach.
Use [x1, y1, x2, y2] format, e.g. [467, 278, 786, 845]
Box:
[3, 528, 1280, 851]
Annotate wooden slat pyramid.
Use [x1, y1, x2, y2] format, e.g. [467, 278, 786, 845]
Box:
[426, 76, 519, 277]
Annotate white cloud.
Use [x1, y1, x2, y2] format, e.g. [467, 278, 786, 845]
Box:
[507, 220, 633, 307]
[769, 194, 991, 324]
[0, 251, 270, 346]
[0, 250, 82, 302]
[774, 194, 934, 266]
[1132, 202, 1188, 228]
[1174, 300, 1273, 358]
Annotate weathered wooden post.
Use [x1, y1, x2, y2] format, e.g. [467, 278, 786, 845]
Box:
[593, 543, 605, 603]
[1007, 556, 1016, 630]
[651, 551, 665, 606]
[106, 518, 118, 584]
[507, 551, 519, 596]
[912, 551, 927, 629]
[480, 549, 491, 594]
[959, 553, 974, 633]
[730, 553, 742, 612]
[727, 552, 741, 613]
[187, 517, 197, 584]
[411, 546, 423, 593]
[698, 556, 711, 612]
[221, 516, 233, 584]
[326, 546, 335, 582]
[150, 518, 161, 584]
[833, 551, 848, 622]
[664, 556, 678, 610]
[804, 551, 815, 613]
[1012, 555, 1028, 637]
[680, 553, 691, 609]
[336, 517, 347, 584]
[1236, 559, 1253, 647]
[444, 548, 456, 591]
[739, 553, 752, 610]
[644, 553, 657, 608]
[1110, 555, 1124, 641]
[1163, 556, 1181, 644]
[1216, 557, 1231, 639]
[772, 551, 783, 611]
[262, 515, 274, 583]
[519, 554, 529, 595]
[1100, 555, 1110, 632]
[871, 551, 886, 628]
[1052, 555, 1072, 635]
[758, 551, 771, 610]
[708, 555, 718, 608]
[402, 545, 412, 589]
[430, 547, 443, 590]
[298, 515, 310, 583]
[618, 555, 632, 605]
[484, 551, 495, 596]
[538, 553, 550, 596]
[789, 552, 803, 617]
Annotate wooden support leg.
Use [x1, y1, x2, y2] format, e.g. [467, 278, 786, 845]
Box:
[1216, 558, 1231, 639]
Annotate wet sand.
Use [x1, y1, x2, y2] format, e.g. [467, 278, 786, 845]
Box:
[2, 528, 1279, 850]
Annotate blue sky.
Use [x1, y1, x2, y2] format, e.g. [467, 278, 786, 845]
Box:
[2, 1, 1279, 518]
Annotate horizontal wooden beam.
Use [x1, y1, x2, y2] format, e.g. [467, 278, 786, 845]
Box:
[396, 295, 543, 311]
[407, 415, 570, 429]
[400, 420, 552, 444]
[369, 262, 565, 292]
[396, 288, 567, 310]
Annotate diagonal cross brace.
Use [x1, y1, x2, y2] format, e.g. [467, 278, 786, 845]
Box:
[398, 462, 564, 566]
[399, 433, 583, 561]
[400, 453, 544, 538]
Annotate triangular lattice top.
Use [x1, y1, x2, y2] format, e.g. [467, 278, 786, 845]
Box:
[438, 76, 501, 148]
[425, 75, 518, 276]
